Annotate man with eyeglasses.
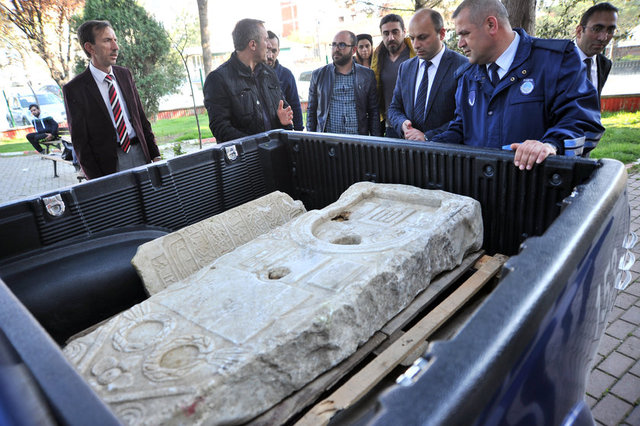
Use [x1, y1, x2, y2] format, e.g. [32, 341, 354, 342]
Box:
[575, 2, 618, 96]
[306, 31, 380, 136]
[430, 0, 603, 170]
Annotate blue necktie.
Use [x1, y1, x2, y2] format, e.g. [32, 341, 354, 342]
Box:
[489, 63, 500, 86]
[414, 60, 431, 129]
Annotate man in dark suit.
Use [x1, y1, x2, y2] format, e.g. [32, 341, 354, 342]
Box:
[63, 20, 161, 180]
[26, 104, 58, 153]
[575, 2, 618, 97]
[387, 9, 467, 141]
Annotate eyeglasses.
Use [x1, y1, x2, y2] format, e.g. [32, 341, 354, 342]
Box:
[583, 25, 617, 36]
[330, 42, 354, 50]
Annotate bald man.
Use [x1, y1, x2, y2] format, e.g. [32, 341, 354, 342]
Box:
[387, 8, 467, 141]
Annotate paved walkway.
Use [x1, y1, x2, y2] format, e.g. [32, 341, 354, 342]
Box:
[0, 154, 638, 424]
[0, 153, 79, 204]
[586, 172, 640, 425]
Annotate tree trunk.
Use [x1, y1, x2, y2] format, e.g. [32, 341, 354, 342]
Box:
[503, 0, 536, 35]
[197, 0, 213, 76]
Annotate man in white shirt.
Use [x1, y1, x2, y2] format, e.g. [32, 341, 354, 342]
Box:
[575, 2, 618, 96]
[387, 8, 468, 141]
[63, 20, 161, 180]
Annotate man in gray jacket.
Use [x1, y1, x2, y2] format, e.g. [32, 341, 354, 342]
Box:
[306, 31, 380, 136]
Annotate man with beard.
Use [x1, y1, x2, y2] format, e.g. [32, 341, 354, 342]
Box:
[354, 33, 373, 67]
[306, 31, 379, 135]
[266, 30, 304, 130]
[575, 2, 618, 96]
[204, 19, 293, 142]
[371, 14, 416, 137]
[430, 0, 602, 169]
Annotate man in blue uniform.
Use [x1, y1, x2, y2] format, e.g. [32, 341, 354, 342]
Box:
[431, 0, 603, 170]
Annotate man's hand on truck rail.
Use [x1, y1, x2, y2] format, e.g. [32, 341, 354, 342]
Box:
[510, 139, 557, 170]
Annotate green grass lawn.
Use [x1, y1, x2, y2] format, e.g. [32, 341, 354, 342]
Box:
[590, 111, 640, 163]
[152, 113, 213, 144]
[2, 110, 639, 161]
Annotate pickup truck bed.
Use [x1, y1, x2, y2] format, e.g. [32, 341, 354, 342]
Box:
[0, 130, 631, 425]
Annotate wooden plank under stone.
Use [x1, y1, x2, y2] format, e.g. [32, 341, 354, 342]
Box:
[295, 254, 507, 426]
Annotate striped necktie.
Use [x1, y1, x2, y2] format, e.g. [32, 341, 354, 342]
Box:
[104, 74, 131, 153]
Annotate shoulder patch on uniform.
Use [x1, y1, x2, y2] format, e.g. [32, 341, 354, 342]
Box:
[454, 62, 472, 79]
[532, 37, 573, 53]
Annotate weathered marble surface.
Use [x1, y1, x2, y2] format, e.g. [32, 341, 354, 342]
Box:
[132, 191, 306, 295]
[63, 182, 483, 425]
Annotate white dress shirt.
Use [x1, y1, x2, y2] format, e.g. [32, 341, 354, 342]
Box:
[89, 62, 137, 140]
[577, 48, 598, 88]
[414, 45, 446, 109]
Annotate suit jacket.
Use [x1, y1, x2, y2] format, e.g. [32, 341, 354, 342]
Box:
[596, 53, 612, 96]
[387, 47, 468, 138]
[306, 61, 380, 136]
[63, 65, 159, 180]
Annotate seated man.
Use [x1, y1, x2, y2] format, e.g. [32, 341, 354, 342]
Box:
[431, 0, 603, 170]
[26, 104, 58, 154]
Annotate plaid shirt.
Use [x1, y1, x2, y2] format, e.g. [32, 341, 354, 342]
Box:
[326, 65, 358, 134]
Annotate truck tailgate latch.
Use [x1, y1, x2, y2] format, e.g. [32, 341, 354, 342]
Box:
[43, 194, 66, 217]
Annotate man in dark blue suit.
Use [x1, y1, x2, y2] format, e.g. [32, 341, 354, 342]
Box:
[387, 9, 467, 141]
[26, 104, 58, 153]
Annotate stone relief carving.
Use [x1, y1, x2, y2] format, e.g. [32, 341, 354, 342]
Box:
[64, 182, 483, 425]
[132, 191, 306, 295]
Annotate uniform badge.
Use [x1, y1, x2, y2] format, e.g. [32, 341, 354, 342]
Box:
[468, 90, 476, 106]
[520, 79, 534, 95]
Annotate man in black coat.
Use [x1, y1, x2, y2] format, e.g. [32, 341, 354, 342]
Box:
[575, 2, 618, 96]
[26, 104, 58, 154]
[203, 19, 293, 142]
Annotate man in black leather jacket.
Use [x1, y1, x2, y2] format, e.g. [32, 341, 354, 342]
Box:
[204, 18, 293, 142]
[306, 31, 380, 136]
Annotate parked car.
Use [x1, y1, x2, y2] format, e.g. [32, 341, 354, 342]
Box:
[297, 70, 313, 103]
[5, 91, 66, 126]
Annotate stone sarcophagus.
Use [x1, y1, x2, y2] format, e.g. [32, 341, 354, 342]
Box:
[63, 182, 483, 425]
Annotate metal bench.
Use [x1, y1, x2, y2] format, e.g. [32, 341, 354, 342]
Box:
[38, 128, 85, 182]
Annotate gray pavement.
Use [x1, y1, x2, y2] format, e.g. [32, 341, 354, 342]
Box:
[0, 153, 79, 205]
[0, 153, 638, 423]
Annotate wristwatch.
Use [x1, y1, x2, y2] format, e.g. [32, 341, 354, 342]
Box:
[424, 133, 429, 141]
